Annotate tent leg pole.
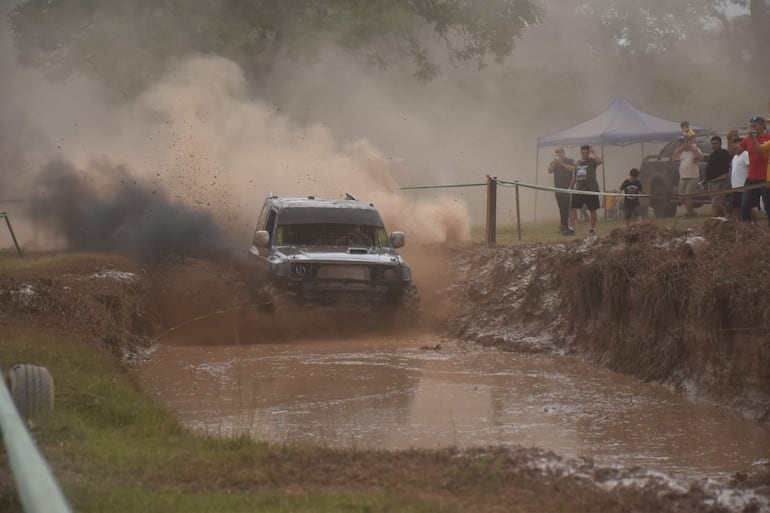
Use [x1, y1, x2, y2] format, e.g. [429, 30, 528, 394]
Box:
[601, 144, 607, 222]
[534, 149, 540, 223]
[515, 184, 522, 241]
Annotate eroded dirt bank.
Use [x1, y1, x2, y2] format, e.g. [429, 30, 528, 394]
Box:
[442, 221, 770, 423]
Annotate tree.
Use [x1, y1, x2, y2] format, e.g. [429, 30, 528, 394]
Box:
[570, 0, 767, 74]
[10, 0, 543, 94]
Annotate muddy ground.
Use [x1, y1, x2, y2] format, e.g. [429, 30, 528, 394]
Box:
[1, 220, 770, 512]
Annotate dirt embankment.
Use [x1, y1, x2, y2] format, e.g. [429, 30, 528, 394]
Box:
[442, 221, 770, 423]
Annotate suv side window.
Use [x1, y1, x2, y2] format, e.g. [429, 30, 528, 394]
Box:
[265, 210, 277, 244]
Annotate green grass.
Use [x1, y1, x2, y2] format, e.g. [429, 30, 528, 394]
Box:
[0, 251, 138, 277]
[475, 206, 712, 244]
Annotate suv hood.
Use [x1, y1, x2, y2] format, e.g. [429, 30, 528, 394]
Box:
[273, 246, 404, 265]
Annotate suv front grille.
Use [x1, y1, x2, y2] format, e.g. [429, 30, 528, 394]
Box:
[291, 263, 399, 282]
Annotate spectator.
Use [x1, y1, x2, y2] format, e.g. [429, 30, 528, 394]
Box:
[681, 120, 696, 142]
[704, 135, 731, 217]
[569, 144, 603, 236]
[750, 123, 770, 181]
[730, 136, 750, 219]
[728, 115, 770, 226]
[673, 138, 703, 218]
[547, 146, 576, 235]
[619, 168, 644, 227]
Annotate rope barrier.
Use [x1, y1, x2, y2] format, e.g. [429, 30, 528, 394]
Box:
[402, 178, 770, 201]
[399, 182, 486, 190]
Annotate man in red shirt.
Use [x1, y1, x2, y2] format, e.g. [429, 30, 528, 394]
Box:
[728, 115, 770, 225]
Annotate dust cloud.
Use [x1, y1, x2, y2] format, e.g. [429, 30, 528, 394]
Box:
[0, 0, 764, 250]
[1, 38, 470, 258]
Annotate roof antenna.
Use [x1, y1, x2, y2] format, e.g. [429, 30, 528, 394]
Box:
[345, 192, 358, 201]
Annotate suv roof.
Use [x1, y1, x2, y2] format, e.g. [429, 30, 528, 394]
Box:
[267, 196, 377, 210]
[266, 196, 385, 226]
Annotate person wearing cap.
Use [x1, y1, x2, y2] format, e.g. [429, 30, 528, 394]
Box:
[729, 135, 750, 219]
[547, 146, 576, 235]
[749, 116, 770, 181]
[728, 115, 770, 226]
[568, 144, 602, 236]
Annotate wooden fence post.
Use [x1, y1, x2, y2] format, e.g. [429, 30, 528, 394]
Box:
[485, 175, 497, 245]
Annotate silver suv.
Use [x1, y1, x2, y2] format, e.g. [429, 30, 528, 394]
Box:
[249, 194, 418, 313]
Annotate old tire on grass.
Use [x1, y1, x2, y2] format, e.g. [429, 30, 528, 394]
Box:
[8, 364, 54, 420]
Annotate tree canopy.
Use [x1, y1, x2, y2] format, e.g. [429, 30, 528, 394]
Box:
[572, 0, 767, 71]
[10, 0, 543, 93]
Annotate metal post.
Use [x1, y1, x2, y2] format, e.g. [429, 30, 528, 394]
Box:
[600, 144, 607, 222]
[2, 213, 23, 258]
[485, 175, 497, 245]
[515, 183, 522, 241]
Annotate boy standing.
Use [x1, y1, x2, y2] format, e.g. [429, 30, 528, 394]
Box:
[619, 168, 644, 227]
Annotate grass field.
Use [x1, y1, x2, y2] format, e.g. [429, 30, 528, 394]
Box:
[475, 205, 712, 244]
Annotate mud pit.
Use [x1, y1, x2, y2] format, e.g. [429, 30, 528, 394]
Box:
[3, 222, 770, 512]
[137, 331, 769, 482]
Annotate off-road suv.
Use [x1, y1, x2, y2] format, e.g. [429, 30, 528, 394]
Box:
[639, 137, 712, 218]
[248, 194, 418, 313]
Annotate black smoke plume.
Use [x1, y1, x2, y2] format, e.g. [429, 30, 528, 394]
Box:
[25, 159, 234, 263]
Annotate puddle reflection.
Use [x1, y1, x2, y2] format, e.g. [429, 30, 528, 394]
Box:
[136, 335, 769, 479]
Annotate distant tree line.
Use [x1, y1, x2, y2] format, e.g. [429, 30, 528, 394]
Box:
[9, 0, 767, 104]
[9, 0, 543, 95]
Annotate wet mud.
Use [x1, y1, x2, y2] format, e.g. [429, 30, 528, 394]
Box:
[137, 332, 769, 482]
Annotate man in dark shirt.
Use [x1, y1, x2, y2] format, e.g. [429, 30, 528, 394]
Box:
[547, 146, 576, 235]
[569, 144, 603, 236]
[705, 135, 731, 217]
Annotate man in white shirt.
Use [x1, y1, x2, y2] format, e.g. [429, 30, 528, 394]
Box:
[730, 136, 750, 219]
[673, 138, 703, 217]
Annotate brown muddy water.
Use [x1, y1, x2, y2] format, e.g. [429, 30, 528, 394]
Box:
[136, 333, 769, 480]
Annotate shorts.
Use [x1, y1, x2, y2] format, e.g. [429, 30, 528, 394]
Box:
[624, 202, 640, 219]
[678, 177, 699, 196]
[570, 191, 600, 211]
[708, 179, 730, 207]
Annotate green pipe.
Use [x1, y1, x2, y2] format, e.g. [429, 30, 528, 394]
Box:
[0, 372, 72, 513]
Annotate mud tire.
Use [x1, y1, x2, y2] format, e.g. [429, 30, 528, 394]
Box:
[260, 283, 297, 316]
[8, 364, 54, 420]
[395, 285, 421, 325]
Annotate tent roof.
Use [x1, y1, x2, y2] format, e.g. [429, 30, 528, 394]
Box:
[536, 97, 708, 147]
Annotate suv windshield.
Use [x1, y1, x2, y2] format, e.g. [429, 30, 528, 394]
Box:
[275, 223, 389, 247]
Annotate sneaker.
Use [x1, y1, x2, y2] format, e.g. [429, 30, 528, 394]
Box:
[564, 227, 576, 236]
[588, 228, 596, 236]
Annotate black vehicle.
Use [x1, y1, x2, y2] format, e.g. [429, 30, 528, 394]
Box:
[248, 194, 418, 313]
[639, 137, 712, 218]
